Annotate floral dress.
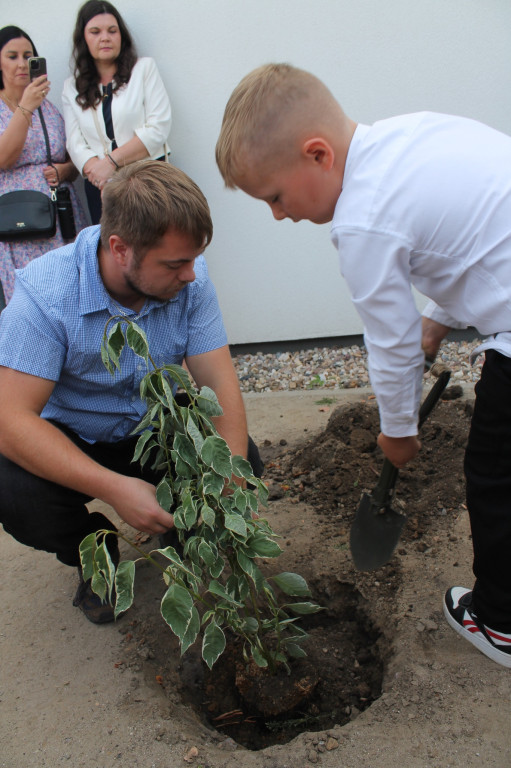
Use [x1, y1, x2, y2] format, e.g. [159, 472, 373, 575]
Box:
[0, 99, 88, 304]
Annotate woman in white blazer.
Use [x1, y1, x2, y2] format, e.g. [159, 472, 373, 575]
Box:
[62, 1, 171, 223]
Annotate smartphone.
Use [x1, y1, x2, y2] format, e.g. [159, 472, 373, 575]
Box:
[28, 57, 47, 82]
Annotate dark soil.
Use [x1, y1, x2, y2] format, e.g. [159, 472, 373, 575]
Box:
[117, 389, 472, 752]
[264, 392, 472, 549]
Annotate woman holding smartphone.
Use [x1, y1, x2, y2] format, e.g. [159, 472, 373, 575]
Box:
[63, 1, 172, 223]
[0, 25, 87, 307]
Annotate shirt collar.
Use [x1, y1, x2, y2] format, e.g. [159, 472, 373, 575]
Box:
[342, 123, 371, 190]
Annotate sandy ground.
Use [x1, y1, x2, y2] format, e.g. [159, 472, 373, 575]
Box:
[1, 387, 511, 768]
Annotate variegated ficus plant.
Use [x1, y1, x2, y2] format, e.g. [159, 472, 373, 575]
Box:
[79, 317, 321, 672]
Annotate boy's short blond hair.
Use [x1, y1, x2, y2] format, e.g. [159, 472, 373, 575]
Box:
[100, 160, 213, 260]
[216, 63, 339, 188]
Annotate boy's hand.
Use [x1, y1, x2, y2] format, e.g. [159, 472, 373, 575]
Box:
[422, 317, 450, 361]
[377, 433, 421, 468]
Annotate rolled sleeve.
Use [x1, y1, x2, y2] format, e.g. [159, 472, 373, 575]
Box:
[422, 300, 467, 330]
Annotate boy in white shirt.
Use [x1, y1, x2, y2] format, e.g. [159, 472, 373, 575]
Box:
[215, 62, 511, 668]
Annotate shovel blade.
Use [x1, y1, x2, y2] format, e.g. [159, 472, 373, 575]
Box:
[350, 492, 406, 571]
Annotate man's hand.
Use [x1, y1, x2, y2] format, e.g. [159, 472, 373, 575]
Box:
[422, 317, 450, 362]
[377, 433, 421, 468]
[108, 476, 174, 534]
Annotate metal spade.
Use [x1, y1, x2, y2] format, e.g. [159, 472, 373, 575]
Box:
[350, 363, 451, 571]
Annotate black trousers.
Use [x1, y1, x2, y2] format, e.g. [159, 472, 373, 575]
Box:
[0, 420, 263, 569]
[465, 349, 511, 631]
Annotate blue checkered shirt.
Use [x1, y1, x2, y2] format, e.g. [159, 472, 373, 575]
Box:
[0, 226, 227, 442]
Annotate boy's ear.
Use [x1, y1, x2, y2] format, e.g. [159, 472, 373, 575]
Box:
[109, 234, 130, 265]
[302, 138, 335, 170]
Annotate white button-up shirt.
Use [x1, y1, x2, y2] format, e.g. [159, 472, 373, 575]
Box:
[331, 112, 511, 437]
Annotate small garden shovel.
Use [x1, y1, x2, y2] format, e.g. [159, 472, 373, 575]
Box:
[349, 363, 451, 571]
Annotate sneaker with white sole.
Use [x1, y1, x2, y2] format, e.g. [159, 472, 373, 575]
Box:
[443, 586, 511, 668]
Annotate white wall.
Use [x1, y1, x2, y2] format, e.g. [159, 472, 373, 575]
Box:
[7, 1, 511, 343]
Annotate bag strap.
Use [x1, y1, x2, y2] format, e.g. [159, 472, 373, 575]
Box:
[38, 106, 59, 192]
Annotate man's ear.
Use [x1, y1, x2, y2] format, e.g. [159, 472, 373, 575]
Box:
[302, 138, 335, 170]
[109, 235, 130, 266]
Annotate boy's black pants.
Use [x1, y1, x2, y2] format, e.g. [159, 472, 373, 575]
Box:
[465, 349, 511, 631]
[0, 419, 263, 569]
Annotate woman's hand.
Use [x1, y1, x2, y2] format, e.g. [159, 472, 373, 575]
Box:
[85, 156, 115, 189]
[43, 162, 78, 186]
[19, 74, 51, 114]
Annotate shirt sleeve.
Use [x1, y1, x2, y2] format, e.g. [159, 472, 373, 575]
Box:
[334, 227, 425, 437]
[0, 278, 66, 380]
[133, 58, 172, 156]
[184, 257, 228, 357]
[62, 78, 97, 175]
[422, 299, 468, 329]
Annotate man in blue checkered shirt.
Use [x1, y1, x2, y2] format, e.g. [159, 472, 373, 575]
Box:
[0, 161, 262, 624]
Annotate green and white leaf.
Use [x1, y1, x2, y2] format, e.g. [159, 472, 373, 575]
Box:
[79, 532, 97, 582]
[207, 580, 243, 607]
[231, 454, 254, 480]
[186, 411, 205, 452]
[181, 606, 201, 654]
[200, 436, 232, 478]
[161, 583, 194, 641]
[126, 322, 149, 361]
[199, 502, 216, 530]
[270, 572, 311, 597]
[106, 322, 125, 371]
[156, 477, 174, 511]
[202, 620, 226, 669]
[114, 560, 136, 617]
[196, 386, 223, 417]
[224, 512, 247, 539]
[202, 471, 225, 497]
[286, 601, 323, 615]
[173, 432, 199, 472]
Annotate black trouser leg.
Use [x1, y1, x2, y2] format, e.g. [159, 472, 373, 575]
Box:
[465, 350, 511, 631]
[84, 179, 102, 224]
[0, 422, 162, 568]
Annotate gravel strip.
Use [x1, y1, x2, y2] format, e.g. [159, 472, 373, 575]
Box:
[232, 338, 484, 393]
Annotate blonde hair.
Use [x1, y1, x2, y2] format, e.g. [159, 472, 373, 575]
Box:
[216, 63, 341, 188]
[100, 161, 213, 259]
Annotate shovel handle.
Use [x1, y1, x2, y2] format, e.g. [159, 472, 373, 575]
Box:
[371, 363, 451, 506]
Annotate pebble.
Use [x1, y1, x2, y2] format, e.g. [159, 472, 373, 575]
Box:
[232, 339, 483, 393]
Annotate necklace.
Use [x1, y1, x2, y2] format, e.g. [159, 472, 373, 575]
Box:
[109, 296, 144, 322]
[0, 91, 18, 110]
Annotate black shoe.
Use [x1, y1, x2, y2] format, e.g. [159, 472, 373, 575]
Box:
[72, 569, 117, 624]
[443, 586, 511, 668]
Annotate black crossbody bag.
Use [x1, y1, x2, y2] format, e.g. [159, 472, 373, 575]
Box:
[0, 106, 76, 241]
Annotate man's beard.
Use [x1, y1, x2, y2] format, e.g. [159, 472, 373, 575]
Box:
[124, 273, 165, 302]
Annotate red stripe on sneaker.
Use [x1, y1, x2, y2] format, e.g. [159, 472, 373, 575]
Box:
[486, 628, 511, 645]
[463, 618, 480, 634]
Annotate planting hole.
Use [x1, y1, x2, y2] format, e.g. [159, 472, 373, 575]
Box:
[177, 579, 387, 749]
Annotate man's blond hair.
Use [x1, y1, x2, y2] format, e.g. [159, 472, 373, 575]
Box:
[100, 161, 213, 260]
[216, 63, 341, 188]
